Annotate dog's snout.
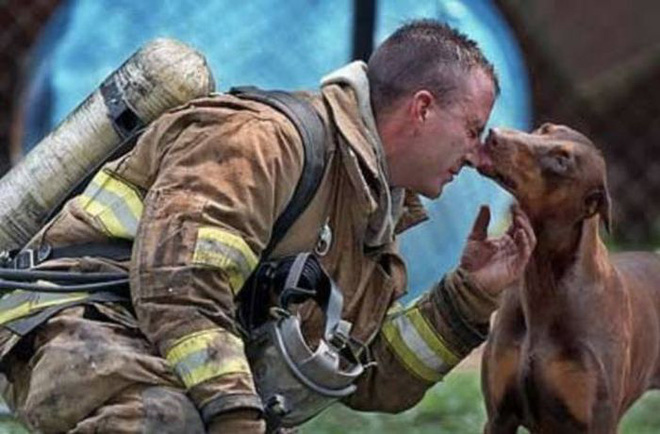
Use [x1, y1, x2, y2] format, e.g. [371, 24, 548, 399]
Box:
[486, 128, 499, 147]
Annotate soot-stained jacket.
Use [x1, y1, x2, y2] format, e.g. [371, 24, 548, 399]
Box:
[0, 62, 498, 423]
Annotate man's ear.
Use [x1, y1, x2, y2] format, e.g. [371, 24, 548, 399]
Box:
[584, 186, 612, 233]
[411, 90, 434, 123]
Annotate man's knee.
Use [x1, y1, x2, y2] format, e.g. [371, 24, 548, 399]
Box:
[142, 386, 205, 434]
[70, 385, 205, 434]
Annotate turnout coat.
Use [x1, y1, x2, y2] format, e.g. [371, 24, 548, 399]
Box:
[0, 64, 498, 431]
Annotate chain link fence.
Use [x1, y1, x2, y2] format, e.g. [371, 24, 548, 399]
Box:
[0, 0, 60, 172]
[499, 0, 660, 246]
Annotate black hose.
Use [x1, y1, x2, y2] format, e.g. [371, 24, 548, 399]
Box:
[0, 269, 128, 283]
[0, 278, 130, 293]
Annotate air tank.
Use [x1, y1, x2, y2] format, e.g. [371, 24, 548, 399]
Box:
[0, 38, 215, 251]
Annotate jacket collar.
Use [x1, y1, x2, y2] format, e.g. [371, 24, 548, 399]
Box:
[321, 61, 385, 184]
[321, 62, 428, 243]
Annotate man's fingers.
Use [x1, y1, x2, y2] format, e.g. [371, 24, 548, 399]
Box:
[514, 210, 536, 250]
[468, 205, 491, 241]
[508, 205, 536, 248]
[512, 226, 534, 269]
[506, 204, 522, 237]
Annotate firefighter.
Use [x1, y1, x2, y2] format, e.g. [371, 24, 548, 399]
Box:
[0, 20, 534, 433]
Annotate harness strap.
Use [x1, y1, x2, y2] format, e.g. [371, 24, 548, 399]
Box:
[6, 240, 133, 270]
[0, 289, 129, 336]
[0, 88, 327, 340]
[229, 87, 327, 259]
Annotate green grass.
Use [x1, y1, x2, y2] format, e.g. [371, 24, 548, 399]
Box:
[0, 415, 28, 434]
[303, 370, 660, 434]
[302, 371, 486, 434]
[1, 371, 659, 433]
[620, 390, 660, 434]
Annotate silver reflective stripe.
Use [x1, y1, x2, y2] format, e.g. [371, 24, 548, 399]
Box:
[0, 291, 32, 311]
[172, 349, 210, 380]
[390, 314, 452, 374]
[0, 289, 89, 326]
[82, 184, 140, 237]
[382, 305, 461, 382]
[165, 329, 251, 389]
[77, 169, 144, 239]
[195, 237, 254, 280]
[192, 227, 259, 294]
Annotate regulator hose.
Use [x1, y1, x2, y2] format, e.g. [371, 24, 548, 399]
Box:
[0, 277, 129, 293]
[0, 268, 128, 283]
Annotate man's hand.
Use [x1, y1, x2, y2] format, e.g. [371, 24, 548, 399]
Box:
[459, 204, 536, 296]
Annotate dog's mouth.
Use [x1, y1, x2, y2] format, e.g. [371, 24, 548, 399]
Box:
[478, 136, 520, 194]
[478, 164, 519, 193]
[492, 171, 518, 193]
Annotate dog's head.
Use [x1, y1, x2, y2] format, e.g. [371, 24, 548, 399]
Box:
[478, 123, 611, 232]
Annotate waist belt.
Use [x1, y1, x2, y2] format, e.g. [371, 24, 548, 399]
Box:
[0, 241, 132, 337]
[1, 240, 134, 270]
[0, 288, 129, 337]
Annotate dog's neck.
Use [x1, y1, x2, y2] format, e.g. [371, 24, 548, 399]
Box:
[521, 215, 609, 314]
[530, 217, 583, 275]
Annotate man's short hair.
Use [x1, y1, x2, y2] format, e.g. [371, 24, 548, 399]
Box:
[367, 19, 499, 117]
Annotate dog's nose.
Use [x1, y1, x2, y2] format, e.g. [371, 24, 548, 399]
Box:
[485, 128, 499, 147]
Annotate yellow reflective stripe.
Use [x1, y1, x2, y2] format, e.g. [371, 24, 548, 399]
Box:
[77, 169, 144, 239]
[192, 227, 259, 294]
[382, 306, 461, 382]
[386, 294, 423, 316]
[407, 308, 461, 367]
[382, 319, 443, 382]
[167, 329, 222, 363]
[165, 329, 250, 389]
[0, 290, 89, 325]
[78, 195, 133, 239]
[386, 301, 405, 316]
[0, 293, 31, 325]
[182, 357, 251, 390]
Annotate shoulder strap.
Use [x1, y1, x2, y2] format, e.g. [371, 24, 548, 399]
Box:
[229, 86, 327, 259]
[16, 88, 325, 271]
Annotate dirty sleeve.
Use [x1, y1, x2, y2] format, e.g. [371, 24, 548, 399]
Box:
[130, 103, 304, 422]
[344, 268, 498, 412]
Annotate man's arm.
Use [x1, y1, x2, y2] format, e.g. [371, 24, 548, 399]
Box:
[344, 205, 535, 411]
[129, 101, 304, 432]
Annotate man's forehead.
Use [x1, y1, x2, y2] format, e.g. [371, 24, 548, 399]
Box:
[467, 114, 486, 129]
[443, 69, 495, 122]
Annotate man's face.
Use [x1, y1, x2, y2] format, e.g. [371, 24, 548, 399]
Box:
[401, 69, 495, 198]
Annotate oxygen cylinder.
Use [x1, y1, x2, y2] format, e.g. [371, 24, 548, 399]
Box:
[0, 38, 215, 251]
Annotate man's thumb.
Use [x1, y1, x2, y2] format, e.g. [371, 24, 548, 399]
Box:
[468, 205, 490, 241]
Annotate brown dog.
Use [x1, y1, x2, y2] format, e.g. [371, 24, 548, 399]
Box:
[478, 123, 660, 434]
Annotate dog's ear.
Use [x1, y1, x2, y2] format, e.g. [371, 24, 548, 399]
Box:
[584, 187, 612, 233]
[540, 150, 574, 175]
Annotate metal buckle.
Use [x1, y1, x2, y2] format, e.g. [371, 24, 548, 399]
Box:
[13, 250, 35, 269]
[314, 220, 332, 257]
[0, 250, 12, 268]
[328, 320, 351, 351]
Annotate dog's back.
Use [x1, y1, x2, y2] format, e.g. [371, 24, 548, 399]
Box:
[612, 251, 660, 394]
